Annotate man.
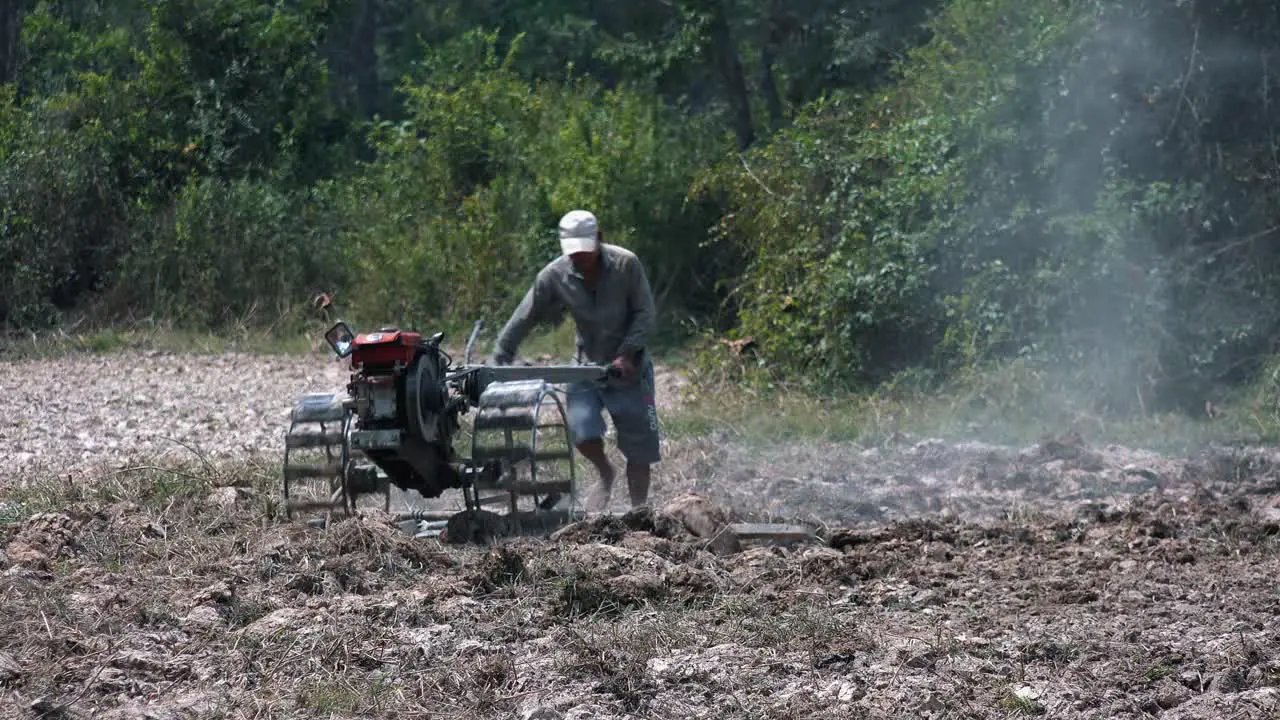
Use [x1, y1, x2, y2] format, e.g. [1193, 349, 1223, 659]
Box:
[491, 209, 661, 511]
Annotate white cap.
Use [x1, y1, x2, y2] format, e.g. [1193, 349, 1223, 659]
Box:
[558, 210, 600, 255]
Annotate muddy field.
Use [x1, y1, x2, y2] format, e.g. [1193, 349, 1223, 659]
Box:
[3, 350, 1280, 718]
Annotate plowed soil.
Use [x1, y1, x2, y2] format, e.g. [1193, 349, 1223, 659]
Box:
[3, 350, 1280, 719]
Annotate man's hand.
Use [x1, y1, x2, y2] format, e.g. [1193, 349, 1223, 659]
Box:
[611, 353, 637, 382]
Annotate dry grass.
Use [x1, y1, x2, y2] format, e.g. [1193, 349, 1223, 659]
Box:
[0, 321, 320, 361]
[667, 353, 1280, 456]
[3, 445, 1280, 719]
[4, 339, 1280, 717]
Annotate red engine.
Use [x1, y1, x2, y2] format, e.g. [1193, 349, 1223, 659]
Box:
[320, 322, 464, 500]
[349, 329, 421, 370]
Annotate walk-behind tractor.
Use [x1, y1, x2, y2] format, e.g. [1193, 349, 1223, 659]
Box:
[281, 319, 615, 543]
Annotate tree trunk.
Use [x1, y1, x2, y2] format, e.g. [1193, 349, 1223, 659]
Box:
[0, 0, 24, 87]
[759, 0, 784, 133]
[351, 0, 379, 118]
[705, 0, 754, 151]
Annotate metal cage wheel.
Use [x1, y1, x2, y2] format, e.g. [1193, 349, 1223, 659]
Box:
[468, 380, 578, 523]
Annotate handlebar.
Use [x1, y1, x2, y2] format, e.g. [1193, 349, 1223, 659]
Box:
[467, 362, 621, 386]
[463, 319, 484, 365]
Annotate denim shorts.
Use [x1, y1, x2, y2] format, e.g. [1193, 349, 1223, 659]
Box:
[565, 360, 661, 464]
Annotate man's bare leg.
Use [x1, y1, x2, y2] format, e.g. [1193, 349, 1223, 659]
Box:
[576, 438, 616, 511]
[626, 462, 651, 508]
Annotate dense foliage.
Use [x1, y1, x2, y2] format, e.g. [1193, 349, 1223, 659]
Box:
[3, 0, 1280, 413]
[702, 0, 1280, 412]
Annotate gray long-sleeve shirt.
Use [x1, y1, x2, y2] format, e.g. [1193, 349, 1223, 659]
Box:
[493, 243, 656, 367]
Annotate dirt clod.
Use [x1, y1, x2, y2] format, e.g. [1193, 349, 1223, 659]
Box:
[660, 493, 740, 554]
[6, 512, 77, 569]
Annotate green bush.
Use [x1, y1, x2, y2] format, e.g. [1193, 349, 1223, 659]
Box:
[110, 176, 347, 329]
[701, 0, 1280, 413]
[8, 0, 1280, 421]
[331, 31, 731, 336]
[0, 87, 126, 329]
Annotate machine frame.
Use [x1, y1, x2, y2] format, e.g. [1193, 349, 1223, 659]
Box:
[282, 318, 614, 542]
